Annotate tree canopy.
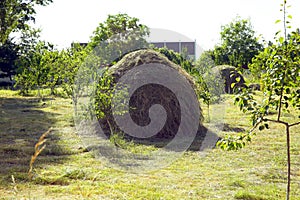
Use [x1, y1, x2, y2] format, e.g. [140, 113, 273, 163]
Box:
[0, 0, 53, 45]
[212, 17, 263, 69]
[0, 0, 53, 83]
[88, 13, 149, 49]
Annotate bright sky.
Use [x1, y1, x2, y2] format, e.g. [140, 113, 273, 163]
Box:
[34, 0, 300, 51]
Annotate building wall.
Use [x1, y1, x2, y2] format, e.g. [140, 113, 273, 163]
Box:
[150, 41, 196, 61]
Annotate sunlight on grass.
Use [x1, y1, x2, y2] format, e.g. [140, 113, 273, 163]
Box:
[0, 89, 299, 199]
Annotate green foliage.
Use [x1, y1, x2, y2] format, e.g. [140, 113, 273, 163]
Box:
[88, 13, 149, 51]
[94, 69, 114, 120]
[0, 25, 43, 87]
[14, 41, 55, 96]
[217, 2, 299, 198]
[60, 44, 88, 101]
[0, 26, 42, 83]
[195, 51, 224, 104]
[0, 0, 52, 87]
[212, 17, 263, 69]
[218, 27, 300, 150]
[0, 39, 18, 82]
[87, 14, 150, 72]
[0, 0, 52, 45]
[217, 1, 300, 150]
[155, 47, 211, 105]
[195, 50, 215, 75]
[155, 47, 193, 73]
[13, 13, 148, 102]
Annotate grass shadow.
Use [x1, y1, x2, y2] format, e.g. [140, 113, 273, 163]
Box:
[120, 124, 220, 152]
[0, 96, 78, 185]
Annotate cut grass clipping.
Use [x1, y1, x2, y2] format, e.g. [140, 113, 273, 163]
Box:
[28, 128, 52, 180]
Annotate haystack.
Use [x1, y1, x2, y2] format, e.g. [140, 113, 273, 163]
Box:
[97, 49, 205, 139]
[212, 65, 245, 94]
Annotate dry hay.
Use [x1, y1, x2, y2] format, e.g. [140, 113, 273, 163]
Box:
[97, 49, 205, 140]
[212, 65, 245, 94]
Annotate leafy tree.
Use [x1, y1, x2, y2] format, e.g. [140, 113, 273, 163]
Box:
[0, 39, 18, 83]
[18, 27, 41, 58]
[89, 13, 149, 47]
[156, 47, 194, 73]
[60, 43, 87, 104]
[155, 47, 217, 115]
[212, 17, 263, 69]
[0, 0, 52, 83]
[44, 49, 61, 95]
[88, 13, 149, 63]
[0, 0, 52, 45]
[218, 2, 299, 199]
[195, 50, 215, 75]
[15, 41, 54, 96]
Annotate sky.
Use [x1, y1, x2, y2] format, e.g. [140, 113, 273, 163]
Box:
[34, 0, 300, 52]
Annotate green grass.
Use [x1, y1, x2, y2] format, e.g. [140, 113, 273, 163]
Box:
[0, 89, 300, 199]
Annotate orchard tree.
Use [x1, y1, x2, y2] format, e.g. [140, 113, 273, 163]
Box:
[196, 50, 215, 75]
[212, 17, 263, 69]
[60, 43, 87, 103]
[218, 2, 300, 199]
[89, 13, 149, 47]
[44, 49, 61, 95]
[88, 13, 149, 62]
[15, 41, 54, 96]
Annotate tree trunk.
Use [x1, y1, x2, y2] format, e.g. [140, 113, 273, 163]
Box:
[286, 125, 291, 200]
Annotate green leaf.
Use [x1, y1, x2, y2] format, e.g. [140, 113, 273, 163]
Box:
[279, 37, 284, 44]
[231, 82, 236, 88]
[287, 14, 293, 19]
[275, 30, 281, 36]
[275, 19, 281, 24]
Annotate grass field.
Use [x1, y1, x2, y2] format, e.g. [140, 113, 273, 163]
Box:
[0, 89, 299, 199]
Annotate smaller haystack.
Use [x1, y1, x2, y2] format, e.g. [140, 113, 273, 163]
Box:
[212, 65, 245, 94]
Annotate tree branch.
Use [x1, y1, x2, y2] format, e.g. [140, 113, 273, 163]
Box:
[264, 118, 288, 126]
[289, 121, 300, 127]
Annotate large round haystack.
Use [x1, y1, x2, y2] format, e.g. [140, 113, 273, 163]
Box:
[212, 65, 245, 94]
[97, 49, 204, 140]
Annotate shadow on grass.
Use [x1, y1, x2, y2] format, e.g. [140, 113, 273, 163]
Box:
[0, 96, 76, 186]
[120, 124, 220, 152]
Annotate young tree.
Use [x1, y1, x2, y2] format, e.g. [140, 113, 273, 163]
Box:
[44, 49, 61, 95]
[60, 43, 87, 104]
[212, 17, 263, 69]
[15, 41, 54, 96]
[218, 2, 300, 199]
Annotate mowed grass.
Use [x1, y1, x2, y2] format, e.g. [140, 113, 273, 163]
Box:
[0, 89, 300, 199]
